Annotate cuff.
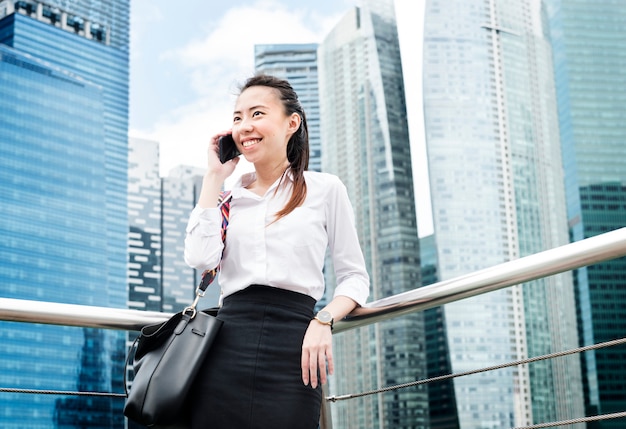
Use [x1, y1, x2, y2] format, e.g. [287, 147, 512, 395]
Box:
[333, 276, 370, 307]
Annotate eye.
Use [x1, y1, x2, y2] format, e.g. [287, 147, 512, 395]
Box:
[233, 115, 241, 123]
[252, 110, 263, 117]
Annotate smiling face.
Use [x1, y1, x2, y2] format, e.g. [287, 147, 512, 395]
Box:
[232, 85, 300, 167]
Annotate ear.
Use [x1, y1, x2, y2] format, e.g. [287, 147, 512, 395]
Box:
[287, 112, 301, 134]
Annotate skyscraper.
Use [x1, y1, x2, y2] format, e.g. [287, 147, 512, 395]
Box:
[254, 43, 322, 173]
[318, 1, 425, 427]
[128, 137, 220, 314]
[128, 137, 162, 312]
[162, 165, 217, 310]
[544, 1, 626, 425]
[0, 0, 129, 426]
[422, 0, 583, 427]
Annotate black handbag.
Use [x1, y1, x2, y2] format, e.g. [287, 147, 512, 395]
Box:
[123, 305, 222, 427]
[124, 193, 231, 427]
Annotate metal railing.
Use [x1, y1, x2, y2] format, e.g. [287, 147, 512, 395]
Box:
[1, 226, 626, 428]
[340, 226, 626, 332]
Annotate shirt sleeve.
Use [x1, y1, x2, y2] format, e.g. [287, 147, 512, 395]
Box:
[326, 177, 370, 306]
[183, 204, 224, 271]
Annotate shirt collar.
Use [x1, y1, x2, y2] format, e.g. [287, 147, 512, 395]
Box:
[231, 168, 294, 199]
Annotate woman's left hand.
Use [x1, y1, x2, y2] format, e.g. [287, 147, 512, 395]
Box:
[301, 321, 334, 389]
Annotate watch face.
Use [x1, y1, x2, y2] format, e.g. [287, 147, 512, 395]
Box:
[317, 311, 333, 324]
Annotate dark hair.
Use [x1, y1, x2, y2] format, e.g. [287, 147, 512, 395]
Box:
[239, 74, 309, 221]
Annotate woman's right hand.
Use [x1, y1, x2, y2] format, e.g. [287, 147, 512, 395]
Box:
[196, 132, 240, 208]
[206, 131, 240, 181]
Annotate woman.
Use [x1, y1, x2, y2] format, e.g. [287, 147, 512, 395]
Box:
[184, 74, 369, 428]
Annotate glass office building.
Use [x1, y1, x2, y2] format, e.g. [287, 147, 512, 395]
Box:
[161, 165, 214, 310]
[0, 2, 130, 306]
[422, 0, 584, 427]
[545, 1, 626, 425]
[128, 137, 163, 313]
[128, 138, 217, 314]
[0, 0, 129, 426]
[318, 0, 425, 427]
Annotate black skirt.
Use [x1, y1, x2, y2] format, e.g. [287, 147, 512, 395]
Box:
[189, 285, 322, 429]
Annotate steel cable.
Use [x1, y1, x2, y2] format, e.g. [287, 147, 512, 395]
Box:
[327, 336, 626, 402]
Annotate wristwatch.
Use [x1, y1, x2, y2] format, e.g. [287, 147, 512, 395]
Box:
[314, 310, 334, 329]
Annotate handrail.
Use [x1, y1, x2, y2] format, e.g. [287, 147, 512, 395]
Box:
[337, 227, 626, 333]
[0, 298, 169, 331]
[0, 227, 625, 333]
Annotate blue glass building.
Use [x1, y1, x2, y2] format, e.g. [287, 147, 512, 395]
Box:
[422, 0, 584, 426]
[0, 0, 129, 426]
[545, 0, 626, 425]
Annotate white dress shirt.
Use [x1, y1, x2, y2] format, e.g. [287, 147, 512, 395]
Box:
[184, 170, 370, 306]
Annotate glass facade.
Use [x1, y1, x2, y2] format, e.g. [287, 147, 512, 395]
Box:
[0, 4, 130, 309]
[422, 0, 583, 427]
[128, 137, 162, 312]
[545, 0, 626, 425]
[318, 0, 425, 427]
[0, 1, 129, 426]
[420, 234, 460, 429]
[161, 165, 215, 311]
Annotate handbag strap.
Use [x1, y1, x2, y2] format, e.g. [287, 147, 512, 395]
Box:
[186, 191, 231, 315]
[123, 335, 140, 397]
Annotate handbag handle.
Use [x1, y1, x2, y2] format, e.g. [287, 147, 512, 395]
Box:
[185, 190, 232, 317]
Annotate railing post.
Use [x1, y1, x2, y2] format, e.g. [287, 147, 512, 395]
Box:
[320, 383, 333, 429]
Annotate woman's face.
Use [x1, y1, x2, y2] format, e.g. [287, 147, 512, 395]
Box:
[232, 86, 299, 166]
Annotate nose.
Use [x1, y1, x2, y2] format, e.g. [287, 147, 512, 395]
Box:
[238, 116, 254, 134]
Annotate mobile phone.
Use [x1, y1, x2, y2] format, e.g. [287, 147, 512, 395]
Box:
[218, 134, 241, 163]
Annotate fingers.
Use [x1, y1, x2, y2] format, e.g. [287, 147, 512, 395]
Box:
[207, 131, 237, 172]
[326, 347, 334, 378]
[301, 326, 333, 389]
[307, 347, 324, 389]
[209, 131, 229, 154]
[214, 130, 232, 140]
[301, 349, 310, 387]
[208, 134, 221, 161]
[301, 349, 324, 389]
[316, 347, 327, 387]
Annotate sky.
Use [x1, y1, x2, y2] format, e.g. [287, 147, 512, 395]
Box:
[128, 0, 432, 235]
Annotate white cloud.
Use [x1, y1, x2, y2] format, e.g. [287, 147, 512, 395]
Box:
[160, 0, 342, 96]
[170, 5, 322, 65]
